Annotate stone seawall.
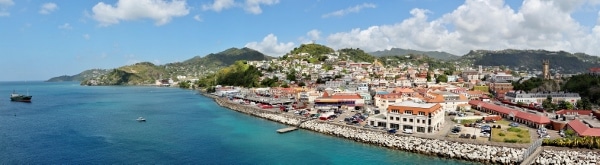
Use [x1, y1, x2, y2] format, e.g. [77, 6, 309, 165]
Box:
[201, 92, 599, 165]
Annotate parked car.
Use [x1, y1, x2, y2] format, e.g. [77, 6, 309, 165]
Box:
[388, 129, 397, 134]
[509, 122, 519, 127]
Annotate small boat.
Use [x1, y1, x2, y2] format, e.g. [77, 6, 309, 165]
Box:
[136, 117, 146, 122]
[11, 90, 32, 102]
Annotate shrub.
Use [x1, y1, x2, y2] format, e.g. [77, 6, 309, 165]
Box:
[499, 132, 506, 136]
[504, 139, 519, 143]
[517, 134, 524, 138]
[507, 127, 521, 132]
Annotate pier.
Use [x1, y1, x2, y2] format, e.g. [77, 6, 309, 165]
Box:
[277, 127, 298, 133]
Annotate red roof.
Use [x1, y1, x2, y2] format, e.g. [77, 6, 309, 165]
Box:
[589, 67, 600, 73]
[567, 119, 600, 137]
[469, 100, 551, 124]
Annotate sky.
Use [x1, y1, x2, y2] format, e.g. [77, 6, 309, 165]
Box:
[2, 0, 600, 81]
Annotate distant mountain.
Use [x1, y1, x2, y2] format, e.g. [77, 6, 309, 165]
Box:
[455, 49, 600, 74]
[46, 69, 110, 82]
[369, 48, 459, 60]
[77, 47, 274, 86]
[180, 47, 274, 68]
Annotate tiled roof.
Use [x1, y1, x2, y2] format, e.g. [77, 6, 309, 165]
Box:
[567, 119, 600, 137]
[468, 100, 551, 124]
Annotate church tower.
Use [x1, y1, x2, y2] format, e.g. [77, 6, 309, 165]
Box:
[542, 60, 550, 80]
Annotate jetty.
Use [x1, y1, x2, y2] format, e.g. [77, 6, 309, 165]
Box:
[277, 127, 298, 133]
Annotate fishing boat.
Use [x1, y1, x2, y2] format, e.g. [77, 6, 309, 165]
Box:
[10, 90, 32, 102]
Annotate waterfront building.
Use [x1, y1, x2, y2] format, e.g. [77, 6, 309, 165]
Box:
[469, 100, 551, 129]
[384, 101, 445, 133]
[314, 92, 365, 110]
[565, 119, 600, 137]
[504, 91, 581, 106]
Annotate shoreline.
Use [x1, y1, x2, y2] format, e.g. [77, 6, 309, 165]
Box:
[199, 92, 599, 165]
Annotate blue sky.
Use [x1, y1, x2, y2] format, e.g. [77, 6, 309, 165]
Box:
[1, 0, 600, 81]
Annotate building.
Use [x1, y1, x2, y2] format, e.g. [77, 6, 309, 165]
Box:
[384, 101, 445, 133]
[314, 92, 365, 110]
[589, 67, 600, 76]
[469, 100, 551, 129]
[565, 119, 600, 137]
[542, 60, 551, 80]
[489, 82, 513, 99]
[504, 91, 581, 106]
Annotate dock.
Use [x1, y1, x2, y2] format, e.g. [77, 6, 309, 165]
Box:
[277, 127, 298, 133]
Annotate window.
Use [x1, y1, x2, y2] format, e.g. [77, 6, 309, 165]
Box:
[389, 116, 393, 120]
[404, 110, 412, 115]
[416, 119, 420, 123]
[418, 111, 425, 116]
[403, 118, 407, 122]
[409, 119, 413, 122]
[395, 117, 400, 121]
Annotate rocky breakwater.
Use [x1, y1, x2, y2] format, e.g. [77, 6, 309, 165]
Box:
[299, 120, 525, 165]
[534, 150, 599, 165]
[214, 98, 302, 126]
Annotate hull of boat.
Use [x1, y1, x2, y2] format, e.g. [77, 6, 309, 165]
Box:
[11, 95, 32, 102]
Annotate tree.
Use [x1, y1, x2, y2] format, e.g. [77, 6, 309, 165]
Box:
[436, 74, 448, 83]
[542, 96, 556, 112]
[558, 101, 574, 110]
[316, 78, 325, 84]
[286, 69, 297, 81]
[426, 72, 432, 82]
[298, 81, 306, 87]
[576, 98, 592, 110]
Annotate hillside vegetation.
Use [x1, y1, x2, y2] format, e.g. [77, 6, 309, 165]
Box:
[456, 49, 600, 74]
[46, 69, 110, 82]
[75, 47, 273, 85]
[370, 48, 459, 60]
[339, 48, 375, 63]
[81, 62, 166, 85]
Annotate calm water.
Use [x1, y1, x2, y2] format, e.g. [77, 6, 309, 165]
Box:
[0, 82, 478, 164]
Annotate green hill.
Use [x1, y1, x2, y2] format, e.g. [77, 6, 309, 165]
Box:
[455, 49, 600, 74]
[76, 47, 273, 86]
[369, 48, 459, 60]
[338, 48, 375, 63]
[46, 69, 110, 82]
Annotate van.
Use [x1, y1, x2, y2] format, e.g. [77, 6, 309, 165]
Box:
[403, 129, 413, 134]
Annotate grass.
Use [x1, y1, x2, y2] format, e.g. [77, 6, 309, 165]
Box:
[491, 128, 531, 143]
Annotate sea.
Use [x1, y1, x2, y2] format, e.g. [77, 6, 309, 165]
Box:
[0, 81, 479, 164]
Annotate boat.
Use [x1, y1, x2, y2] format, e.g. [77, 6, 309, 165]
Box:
[10, 90, 32, 102]
[136, 117, 146, 122]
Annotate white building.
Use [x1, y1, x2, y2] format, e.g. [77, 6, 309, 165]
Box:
[371, 101, 445, 134]
[504, 91, 581, 106]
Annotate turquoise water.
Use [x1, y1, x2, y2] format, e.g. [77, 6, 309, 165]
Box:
[0, 82, 478, 164]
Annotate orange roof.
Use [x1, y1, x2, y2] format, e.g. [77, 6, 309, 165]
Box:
[330, 94, 362, 100]
[393, 87, 415, 93]
[567, 119, 600, 137]
[458, 94, 468, 101]
[426, 94, 445, 103]
[387, 102, 442, 116]
[556, 110, 593, 115]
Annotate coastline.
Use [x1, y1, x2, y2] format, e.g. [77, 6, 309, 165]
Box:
[200, 91, 599, 165]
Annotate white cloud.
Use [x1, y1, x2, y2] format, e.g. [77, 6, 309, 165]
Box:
[193, 14, 202, 22]
[91, 0, 190, 26]
[39, 2, 58, 15]
[322, 3, 376, 18]
[245, 34, 295, 56]
[202, 0, 279, 14]
[324, 0, 600, 56]
[299, 29, 321, 44]
[202, 0, 235, 12]
[83, 34, 90, 40]
[58, 23, 72, 30]
[244, 0, 279, 14]
[0, 0, 14, 17]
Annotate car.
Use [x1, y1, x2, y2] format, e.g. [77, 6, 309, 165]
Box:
[509, 122, 519, 127]
[388, 129, 397, 134]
